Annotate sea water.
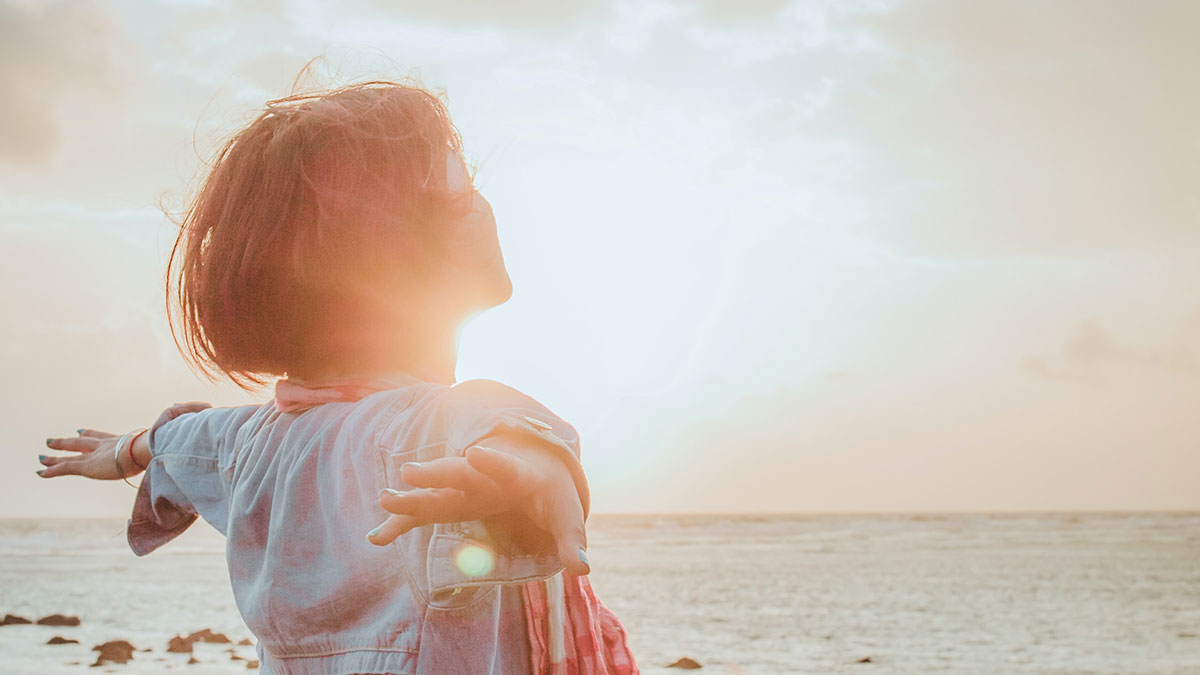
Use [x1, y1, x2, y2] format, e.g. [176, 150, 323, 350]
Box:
[1, 513, 1197, 674]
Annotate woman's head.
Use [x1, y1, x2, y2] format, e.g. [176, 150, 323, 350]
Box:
[168, 81, 511, 387]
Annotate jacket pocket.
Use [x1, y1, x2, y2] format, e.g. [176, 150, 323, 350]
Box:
[379, 440, 448, 491]
[425, 531, 500, 610]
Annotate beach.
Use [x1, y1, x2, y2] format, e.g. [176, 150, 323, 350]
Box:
[1, 513, 1197, 674]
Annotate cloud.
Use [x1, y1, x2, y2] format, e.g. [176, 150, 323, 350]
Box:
[683, 0, 793, 23]
[0, 0, 120, 165]
[805, 0, 1200, 256]
[1022, 319, 1199, 384]
[362, 0, 609, 29]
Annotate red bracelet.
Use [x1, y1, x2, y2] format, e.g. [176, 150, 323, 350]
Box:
[127, 428, 149, 472]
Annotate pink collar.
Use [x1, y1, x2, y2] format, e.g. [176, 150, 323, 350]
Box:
[273, 371, 428, 414]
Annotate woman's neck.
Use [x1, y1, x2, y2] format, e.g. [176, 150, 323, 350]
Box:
[376, 329, 459, 385]
[295, 321, 460, 385]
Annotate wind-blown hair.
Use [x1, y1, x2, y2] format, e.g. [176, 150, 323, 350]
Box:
[167, 81, 474, 388]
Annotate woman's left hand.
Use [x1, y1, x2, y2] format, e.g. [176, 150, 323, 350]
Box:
[368, 439, 590, 576]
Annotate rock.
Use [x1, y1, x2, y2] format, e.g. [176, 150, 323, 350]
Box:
[231, 653, 245, 661]
[1, 614, 32, 625]
[855, 656, 873, 663]
[91, 640, 136, 666]
[187, 656, 200, 664]
[47, 636, 79, 645]
[168, 635, 195, 653]
[186, 628, 231, 644]
[246, 660, 260, 669]
[237, 637, 254, 646]
[666, 657, 702, 669]
[36, 614, 81, 626]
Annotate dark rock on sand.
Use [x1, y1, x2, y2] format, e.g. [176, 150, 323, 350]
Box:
[168, 628, 233, 653]
[187, 628, 231, 644]
[238, 637, 254, 646]
[1, 614, 32, 625]
[855, 656, 873, 663]
[188, 656, 200, 664]
[91, 640, 136, 666]
[47, 636, 79, 645]
[246, 660, 260, 669]
[667, 657, 702, 669]
[231, 653, 245, 661]
[37, 614, 81, 626]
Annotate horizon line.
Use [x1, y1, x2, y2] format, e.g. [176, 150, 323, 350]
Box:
[3, 507, 1198, 521]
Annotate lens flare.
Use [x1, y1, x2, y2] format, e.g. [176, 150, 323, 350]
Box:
[455, 544, 495, 577]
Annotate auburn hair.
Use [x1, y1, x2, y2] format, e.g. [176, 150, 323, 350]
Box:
[167, 81, 474, 388]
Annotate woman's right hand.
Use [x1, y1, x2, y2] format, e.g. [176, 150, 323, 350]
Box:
[39, 429, 129, 480]
[39, 402, 210, 480]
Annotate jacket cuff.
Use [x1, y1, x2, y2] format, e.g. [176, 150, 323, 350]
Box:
[126, 470, 198, 557]
[124, 404, 210, 556]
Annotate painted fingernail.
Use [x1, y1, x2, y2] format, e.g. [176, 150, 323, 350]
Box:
[577, 549, 590, 571]
[45, 438, 52, 447]
[76, 428, 85, 434]
[38, 454, 47, 463]
[366, 525, 382, 542]
[35, 469, 44, 476]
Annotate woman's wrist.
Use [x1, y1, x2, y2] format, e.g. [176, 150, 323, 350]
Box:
[113, 429, 150, 479]
[129, 429, 151, 474]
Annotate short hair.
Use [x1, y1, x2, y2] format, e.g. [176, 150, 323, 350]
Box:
[167, 81, 474, 388]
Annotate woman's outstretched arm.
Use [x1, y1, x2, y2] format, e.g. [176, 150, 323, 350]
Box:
[368, 437, 591, 576]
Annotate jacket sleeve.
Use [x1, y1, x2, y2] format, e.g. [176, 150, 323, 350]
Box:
[422, 379, 590, 598]
[126, 403, 260, 556]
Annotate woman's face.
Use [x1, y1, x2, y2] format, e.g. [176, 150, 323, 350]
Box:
[440, 152, 513, 313]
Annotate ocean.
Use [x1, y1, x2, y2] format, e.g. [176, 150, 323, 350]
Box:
[1, 513, 1197, 674]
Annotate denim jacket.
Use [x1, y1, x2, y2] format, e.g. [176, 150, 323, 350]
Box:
[126, 377, 588, 675]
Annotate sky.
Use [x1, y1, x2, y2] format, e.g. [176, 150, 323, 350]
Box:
[2, 0, 1197, 518]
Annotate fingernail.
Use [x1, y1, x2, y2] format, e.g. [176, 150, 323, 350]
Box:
[382, 488, 403, 497]
[366, 525, 382, 542]
[45, 438, 52, 447]
[401, 462, 422, 471]
[35, 469, 44, 476]
[38, 454, 47, 463]
[76, 428, 84, 434]
[577, 548, 590, 571]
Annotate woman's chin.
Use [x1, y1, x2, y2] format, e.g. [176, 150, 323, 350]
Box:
[474, 263, 513, 309]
